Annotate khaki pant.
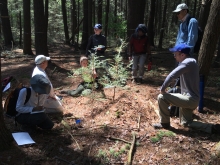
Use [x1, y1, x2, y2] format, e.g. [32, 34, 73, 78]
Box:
[157, 93, 212, 133]
[44, 95, 64, 114]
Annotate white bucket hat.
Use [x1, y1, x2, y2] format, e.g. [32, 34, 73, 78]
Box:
[173, 3, 188, 12]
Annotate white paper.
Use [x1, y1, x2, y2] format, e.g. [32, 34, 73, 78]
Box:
[3, 82, 11, 92]
[12, 132, 35, 145]
[30, 110, 45, 114]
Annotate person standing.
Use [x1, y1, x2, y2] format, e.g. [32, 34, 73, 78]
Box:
[86, 24, 107, 57]
[153, 43, 220, 134]
[173, 3, 198, 55]
[128, 24, 151, 84]
[32, 55, 64, 114]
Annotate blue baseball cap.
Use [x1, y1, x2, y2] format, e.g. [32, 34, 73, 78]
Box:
[169, 43, 191, 54]
[94, 24, 102, 29]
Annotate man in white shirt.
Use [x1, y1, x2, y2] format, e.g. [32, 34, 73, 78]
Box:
[32, 55, 64, 114]
[16, 74, 54, 130]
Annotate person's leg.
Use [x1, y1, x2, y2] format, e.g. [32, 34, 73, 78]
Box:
[16, 113, 54, 130]
[138, 54, 147, 81]
[68, 84, 85, 96]
[132, 56, 139, 81]
[157, 93, 198, 124]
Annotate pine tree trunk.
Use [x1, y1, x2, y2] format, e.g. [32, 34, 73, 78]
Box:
[23, 0, 33, 55]
[198, 0, 212, 30]
[198, 0, 220, 84]
[147, 0, 156, 47]
[104, 0, 110, 37]
[81, 0, 89, 50]
[97, 0, 103, 24]
[71, 0, 77, 45]
[158, 0, 168, 48]
[61, 0, 70, 44]
[0, 60, 13, 151]
[213, 38, 220, 68]
[1, 0, 14, 46]
[88, 0, 93, 37]
[33, 0, 48, 55]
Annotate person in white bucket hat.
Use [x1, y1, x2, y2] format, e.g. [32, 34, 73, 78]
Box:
[32, 55, 64, 114]
[173, 3, 198, 56]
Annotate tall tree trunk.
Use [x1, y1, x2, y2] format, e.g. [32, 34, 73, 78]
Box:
[19, 11, 22, 47]
[81, 0, 89, 50]
[0, 0, 14, 46]
[213, 38, 220, 68]
[97, 0, 102, 24]
[104, 0, 110, 37]
[88, 0, 92, 36]
[76, 0, 80, 47]
[147, 0, 156, 47]
[198, 0, 212, 30]
[0, 62, 13, 151]
[45, 0, 49, 33]
[158, 0, 167, 48]
[193, 0, 198, 17]
[23, 0, 33, 55]
[127, 0, 146, 39]
[61, 0, 70, 44]
[198, 0, 220, 84]
[71, 0, 77, 45]
[33, 0, 48, 55]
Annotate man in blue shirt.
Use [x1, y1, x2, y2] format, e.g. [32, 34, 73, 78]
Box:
[173, 3, 198, 56]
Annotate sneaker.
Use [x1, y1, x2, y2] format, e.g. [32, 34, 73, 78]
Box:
[153, 123, 170, 129]
[212, 124, 220, 134]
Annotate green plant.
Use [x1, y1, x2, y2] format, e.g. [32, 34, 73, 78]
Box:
[150, 130, 176, 143]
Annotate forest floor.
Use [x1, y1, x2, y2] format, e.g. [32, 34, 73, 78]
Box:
[1, 44, 220, 165]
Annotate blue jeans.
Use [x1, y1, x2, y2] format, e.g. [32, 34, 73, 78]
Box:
[132, 54, 147, 78]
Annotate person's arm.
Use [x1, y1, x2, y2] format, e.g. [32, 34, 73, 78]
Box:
[86, 35, 93, 56]
[187, 18, 198, 48]
[160, 62, 190, 93]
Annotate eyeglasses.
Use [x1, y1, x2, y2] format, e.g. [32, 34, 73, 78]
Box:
[176, 11, 181, 15]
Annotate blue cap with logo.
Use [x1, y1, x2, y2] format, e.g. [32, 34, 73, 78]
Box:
[94, 24, 102, 29]
[169, 43, 191, 54]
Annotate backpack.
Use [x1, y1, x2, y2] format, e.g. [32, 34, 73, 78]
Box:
[186, 16, 203, 53]
[4, 86, 31, 117]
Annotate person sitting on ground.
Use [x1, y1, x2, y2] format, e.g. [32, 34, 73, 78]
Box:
[15, 74, 54, 131]
[32, 55, 64, 114]
[61, 56, 101, 97]
[153, 43, 220, 134]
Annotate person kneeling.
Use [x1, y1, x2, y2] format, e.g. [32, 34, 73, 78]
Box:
[15, 75, 54, 131]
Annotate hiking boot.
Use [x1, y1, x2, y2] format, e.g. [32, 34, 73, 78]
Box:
[212, 124, 220, 134]
[153, 123, 170, 129]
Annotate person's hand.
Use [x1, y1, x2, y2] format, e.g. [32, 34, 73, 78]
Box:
[33, 106, 44, 112]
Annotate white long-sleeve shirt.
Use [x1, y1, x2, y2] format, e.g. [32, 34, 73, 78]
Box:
[16, 87, 47, 114]
[32, 66, 55, 98]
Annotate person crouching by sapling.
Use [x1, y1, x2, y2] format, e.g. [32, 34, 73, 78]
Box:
[15, 74, 54, 131]
[61, 56, 100, 97]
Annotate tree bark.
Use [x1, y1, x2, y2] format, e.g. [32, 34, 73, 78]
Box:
[23, 0, 33, 55]
[0, 0, 14, 46]
[213, 38, 220, 68]
[147, 0, 156, 47]
[198, 0, 220, 84]
[158, 0, 168, 48]
[71, 0, 77, 45]
[198, 0, 212, 31]
[104, 0, 110, 37]
[97, 0, 102, 24]
[81, 0, 89, 50]
[0, 58, 13, 151]
[127, 0, 146, 39]
[61, 0, 70, 44]
[88, 0, 93, 37]
[33, 0, 48, 55]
